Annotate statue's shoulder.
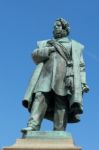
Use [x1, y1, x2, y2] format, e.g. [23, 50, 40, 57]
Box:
[71, 39, 85, 50]
[37, 39, 50, 48]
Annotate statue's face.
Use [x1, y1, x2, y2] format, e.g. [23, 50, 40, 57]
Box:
[53, 21, 63, 38]
[54, 21, 62, 34]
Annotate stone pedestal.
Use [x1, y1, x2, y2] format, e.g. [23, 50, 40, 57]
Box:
[3, 131, 81, 150]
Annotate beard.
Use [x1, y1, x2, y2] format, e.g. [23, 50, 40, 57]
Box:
[53, 29, 67, 39]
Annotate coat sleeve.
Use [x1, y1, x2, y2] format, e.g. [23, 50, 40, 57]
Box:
[80, 52, 86, 84]
[32, 46, 55, 64]
[79, 45, 89, 93]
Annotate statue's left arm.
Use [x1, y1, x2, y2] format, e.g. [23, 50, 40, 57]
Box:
[80, 52, 89, 93]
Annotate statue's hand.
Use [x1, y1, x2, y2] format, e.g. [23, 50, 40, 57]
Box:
[47, 40, 55, 46]
[46, 40, 56, 55]
[82, 83, 89, 93]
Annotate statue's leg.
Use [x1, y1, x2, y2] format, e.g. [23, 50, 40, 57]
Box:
[53, 94, 68, 131]
[22, 92, 48, 131]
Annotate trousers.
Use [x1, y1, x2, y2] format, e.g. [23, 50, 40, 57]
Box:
[28, 91, 68, 131]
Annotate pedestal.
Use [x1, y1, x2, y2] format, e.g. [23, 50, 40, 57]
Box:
[3, 131, 82, 150]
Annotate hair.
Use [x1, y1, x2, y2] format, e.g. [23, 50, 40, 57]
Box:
[56, 18, 70, 36]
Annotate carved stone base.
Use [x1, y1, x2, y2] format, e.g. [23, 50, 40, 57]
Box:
[3, 131, 81, 150]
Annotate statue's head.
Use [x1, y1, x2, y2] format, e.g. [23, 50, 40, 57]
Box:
[53, 18, 70, 39]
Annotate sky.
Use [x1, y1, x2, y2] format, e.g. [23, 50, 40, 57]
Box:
[0, 0, 99, 150]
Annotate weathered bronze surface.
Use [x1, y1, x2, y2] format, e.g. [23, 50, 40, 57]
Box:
[21, 18, 89, 134]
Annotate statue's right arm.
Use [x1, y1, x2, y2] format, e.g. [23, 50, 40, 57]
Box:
[32, 46, 55, 64]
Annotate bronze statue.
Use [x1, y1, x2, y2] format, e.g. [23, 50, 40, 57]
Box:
[22, 18, 89, 132]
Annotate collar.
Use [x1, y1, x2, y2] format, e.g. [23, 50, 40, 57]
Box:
[55, 37, 71, 43]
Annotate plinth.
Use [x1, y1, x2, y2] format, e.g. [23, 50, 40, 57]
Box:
[3, 131, 81, 150]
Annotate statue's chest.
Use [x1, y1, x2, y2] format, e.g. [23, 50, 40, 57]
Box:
[61, 42, 72, 54]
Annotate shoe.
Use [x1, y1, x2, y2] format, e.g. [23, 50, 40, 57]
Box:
[21, 126, 33, 133]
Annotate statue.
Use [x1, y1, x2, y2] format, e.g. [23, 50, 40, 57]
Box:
[21, 18, 89, 132]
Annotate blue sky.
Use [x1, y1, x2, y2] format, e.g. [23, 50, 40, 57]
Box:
[0, 0, 99, 150]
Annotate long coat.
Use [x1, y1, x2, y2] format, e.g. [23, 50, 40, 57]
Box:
[22, 38, 87, 123]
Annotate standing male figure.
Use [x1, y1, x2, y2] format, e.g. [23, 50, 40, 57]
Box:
[22, 18, 89, 132]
